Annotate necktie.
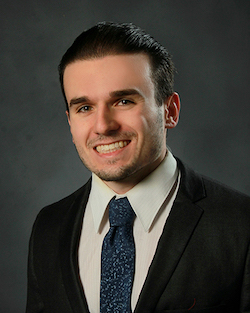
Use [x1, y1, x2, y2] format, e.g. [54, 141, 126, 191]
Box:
[100, 197, 135, 313]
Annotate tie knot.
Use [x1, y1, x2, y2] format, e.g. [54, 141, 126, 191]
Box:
[109, 197, 135, 227]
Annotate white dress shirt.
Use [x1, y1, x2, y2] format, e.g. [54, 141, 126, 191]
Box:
[78, 151, 179, 312]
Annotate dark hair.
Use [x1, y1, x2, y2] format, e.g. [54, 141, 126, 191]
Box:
[58, 21, 175, 109]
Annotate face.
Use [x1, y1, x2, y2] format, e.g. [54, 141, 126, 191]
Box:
[64, 54, 179, 191]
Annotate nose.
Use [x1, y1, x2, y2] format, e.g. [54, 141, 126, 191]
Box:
[93, 105, 120, 135]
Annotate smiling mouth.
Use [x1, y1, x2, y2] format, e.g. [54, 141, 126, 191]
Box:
[95, 140, 130, 154]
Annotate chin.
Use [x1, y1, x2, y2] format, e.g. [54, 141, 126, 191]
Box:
[93, 163, 140, 182]
[94, 170, 131, 182]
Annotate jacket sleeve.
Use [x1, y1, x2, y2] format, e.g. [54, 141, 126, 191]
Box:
[241, 243, 250, 312]
[26, 218, 45, 313]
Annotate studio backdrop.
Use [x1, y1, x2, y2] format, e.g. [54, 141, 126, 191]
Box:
[0, 1, 249, 312]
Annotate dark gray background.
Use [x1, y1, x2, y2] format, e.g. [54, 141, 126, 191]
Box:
[1, 0, 249, 311]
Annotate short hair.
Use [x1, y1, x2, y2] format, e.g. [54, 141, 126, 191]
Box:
[58, 21, 175, 109]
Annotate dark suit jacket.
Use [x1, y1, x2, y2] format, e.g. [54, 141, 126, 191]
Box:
[26, 159, 250, 312]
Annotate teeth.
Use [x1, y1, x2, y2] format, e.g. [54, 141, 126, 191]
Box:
[96, 141, 129, 154]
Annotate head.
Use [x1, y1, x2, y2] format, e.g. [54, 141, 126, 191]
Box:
[60, 22, 180, 193]
[59, 21, 175, 109]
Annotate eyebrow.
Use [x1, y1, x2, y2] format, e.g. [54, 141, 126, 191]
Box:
[69, 96, 90, 107]
[109, 89, 142, 98]
[69, 89, 143, 107]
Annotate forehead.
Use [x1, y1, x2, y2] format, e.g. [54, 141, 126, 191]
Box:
[63, 54, 155, 100]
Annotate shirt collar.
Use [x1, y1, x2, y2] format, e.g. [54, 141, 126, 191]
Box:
[89, 151, 178, 233]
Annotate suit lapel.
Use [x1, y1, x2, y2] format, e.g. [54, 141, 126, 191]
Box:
[59, 180, 91, 313]
[135, 159, 206, 312]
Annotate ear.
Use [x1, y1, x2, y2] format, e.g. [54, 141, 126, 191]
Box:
[164, 92, 180, 129]
[66, 110, 70, 125]
[66, 110, 74, 143]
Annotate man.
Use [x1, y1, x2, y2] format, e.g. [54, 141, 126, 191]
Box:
[26, 22, 250, 312]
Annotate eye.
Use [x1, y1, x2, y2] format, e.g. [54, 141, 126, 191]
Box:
[78, 105, 93, 113]
[117, 99, 134, 106]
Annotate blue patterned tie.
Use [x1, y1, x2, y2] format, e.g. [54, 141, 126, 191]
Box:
[100, 197, 135, 313]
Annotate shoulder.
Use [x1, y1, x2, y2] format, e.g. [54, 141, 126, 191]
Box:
[201, 174, 250, 206]
[32, 179, 92, 235]
[200, 175, 250, 227]
[177, 157, 250, 224]
[177, 157, 250, 204]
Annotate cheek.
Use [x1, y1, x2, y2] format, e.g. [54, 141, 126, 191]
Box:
[142, 112, 166, 145]
[141, 111, 162, 132]
[125, 107, 149, 130]
[70, 123, 88, 143]
[126, 112, 156, 137]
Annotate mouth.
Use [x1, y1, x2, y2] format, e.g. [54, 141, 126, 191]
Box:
[95, 140, 130, 154]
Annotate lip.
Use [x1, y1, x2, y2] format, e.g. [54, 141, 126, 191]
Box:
[94, 140, 130, 154]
